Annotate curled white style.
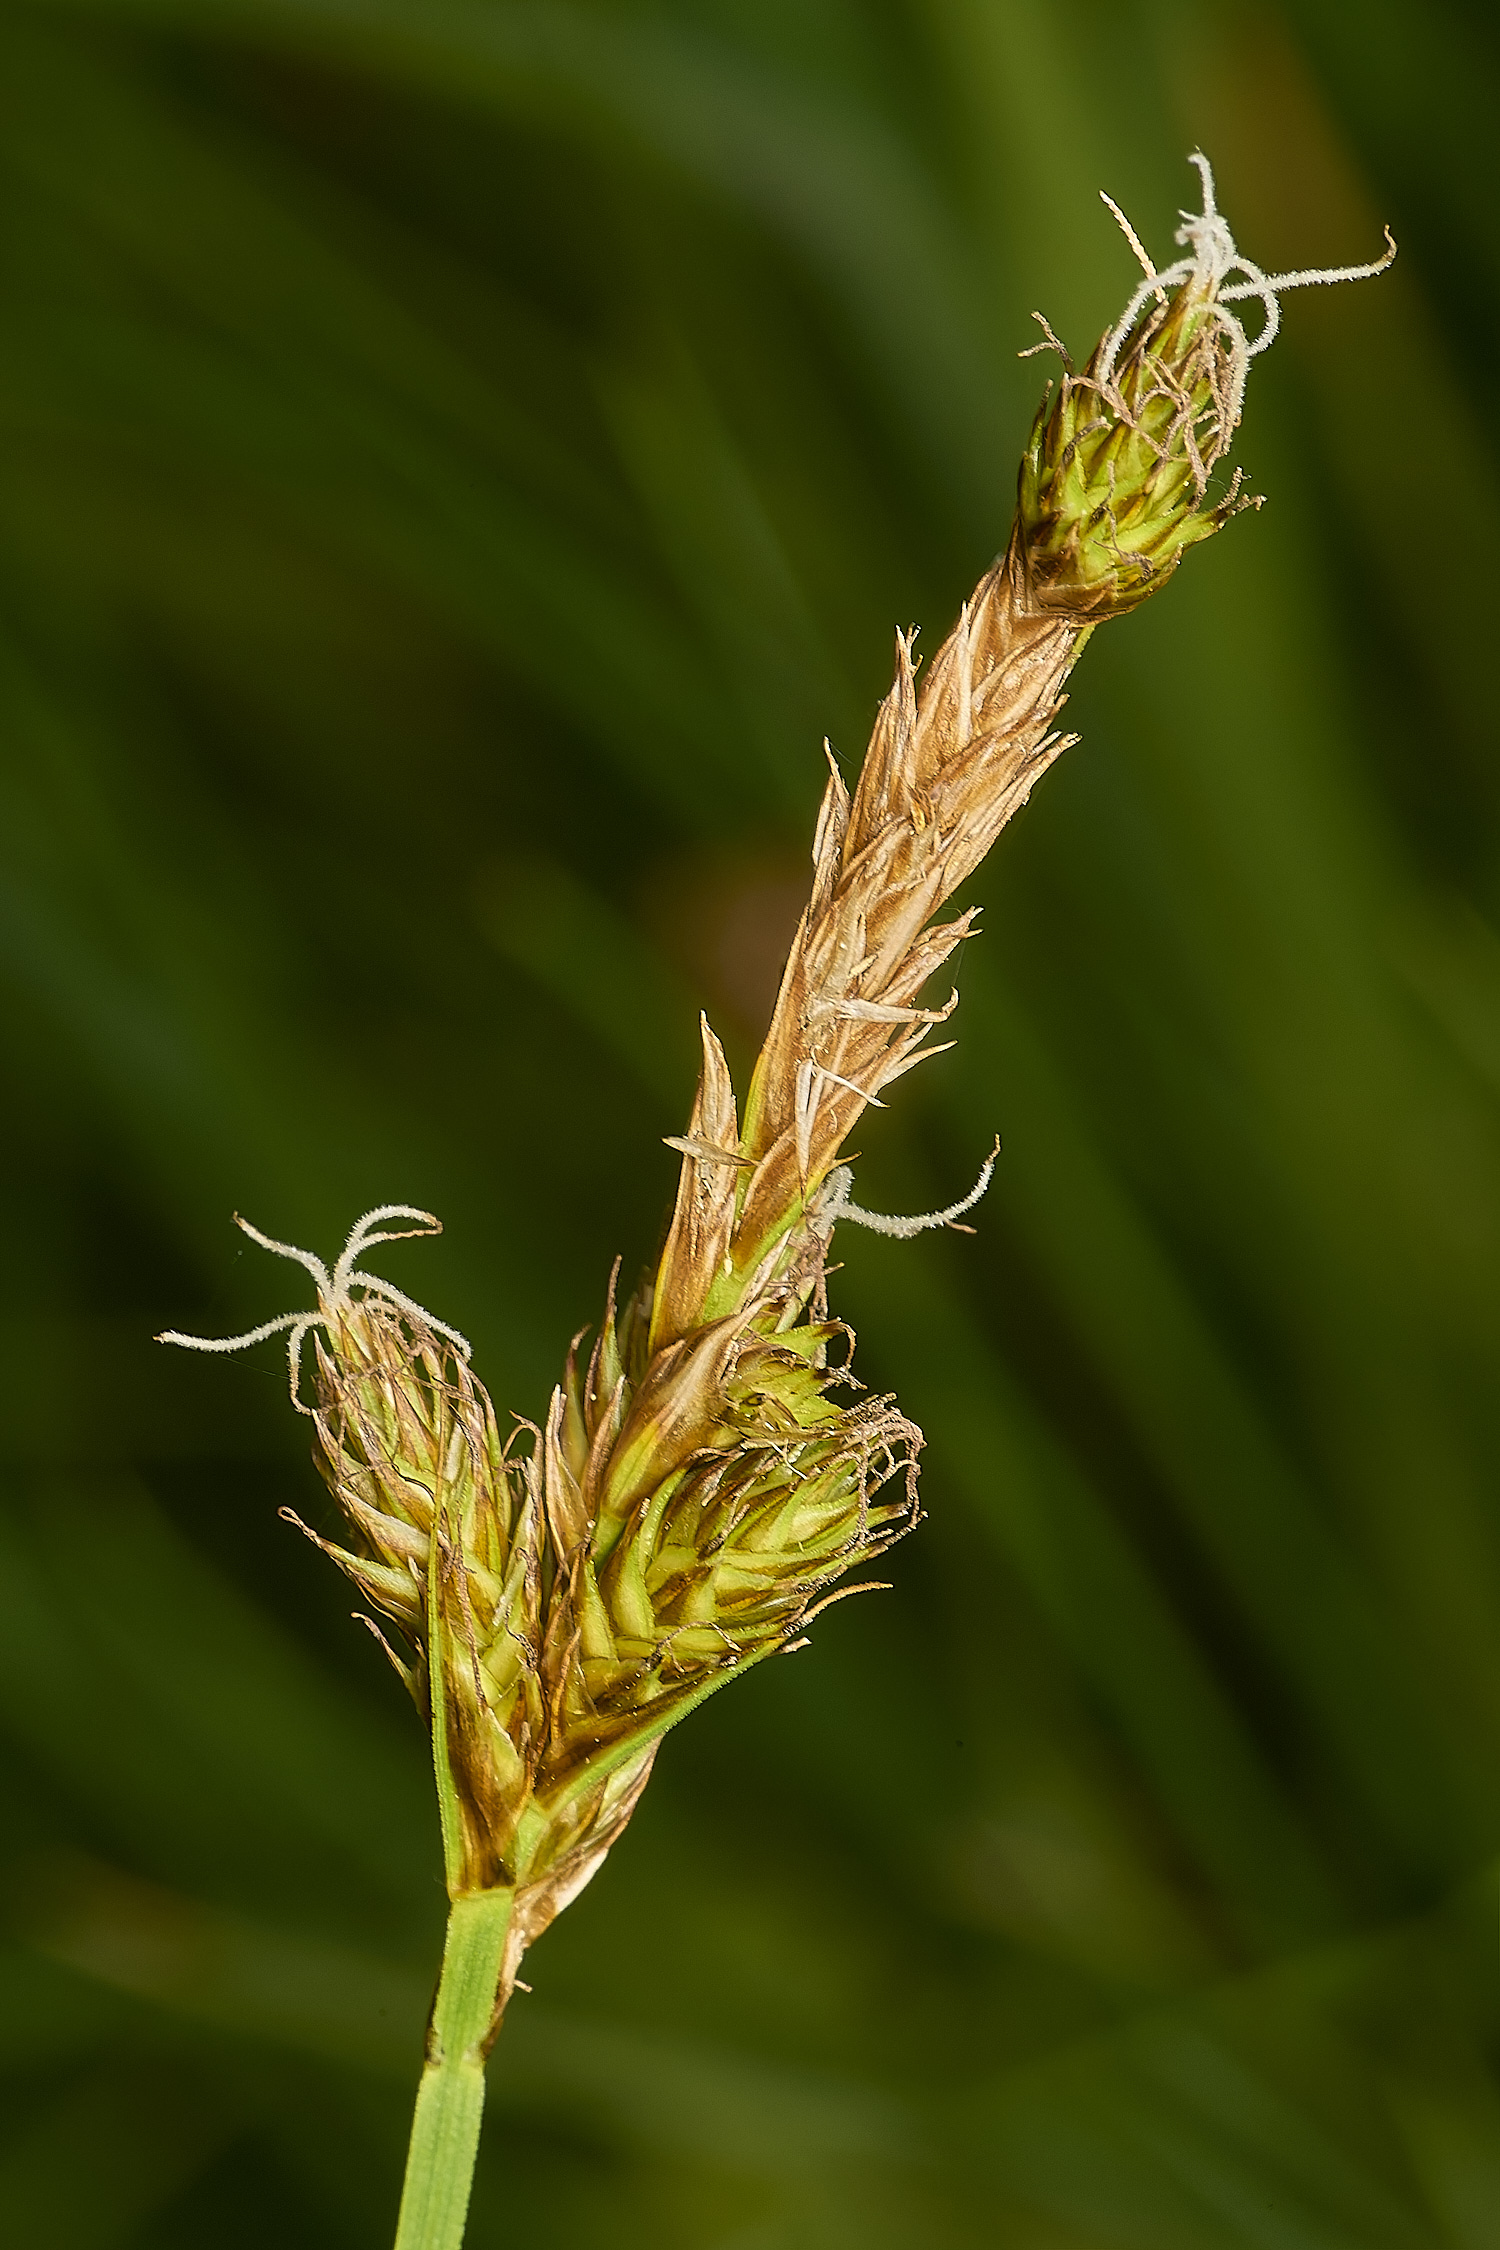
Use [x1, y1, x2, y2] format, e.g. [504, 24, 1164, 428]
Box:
[1094, 150, 1395, 429]
[157, 1204, 471, 1414]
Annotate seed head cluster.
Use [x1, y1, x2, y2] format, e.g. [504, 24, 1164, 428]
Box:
[161, 156, 1393, 2014]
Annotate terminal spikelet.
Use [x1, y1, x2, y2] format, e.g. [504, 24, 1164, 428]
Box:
[652, 539, 1082, 1348]
[651, 151, 1394, 1356]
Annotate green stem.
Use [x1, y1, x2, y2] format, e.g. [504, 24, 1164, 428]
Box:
[394, 1889, 515, 2250]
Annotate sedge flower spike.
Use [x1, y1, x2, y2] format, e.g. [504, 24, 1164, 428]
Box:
[162, 154, 1394, 2250]
[165, 1201, 920, 1921]
[1018, 149, 1394, 618]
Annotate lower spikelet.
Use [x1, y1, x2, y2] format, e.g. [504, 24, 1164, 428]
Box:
[167, 1206, 919, 2007]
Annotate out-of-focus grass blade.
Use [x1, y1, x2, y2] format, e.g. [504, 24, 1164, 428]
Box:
[24, 1857, 925, 2175]
[0, 1485, 436, 1921]
[0, 2057, 244, 2249]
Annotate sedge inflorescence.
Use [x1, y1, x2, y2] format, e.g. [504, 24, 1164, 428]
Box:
[1018, 150, 1395, 618]
[162, 154, 1395, 2024]
[165, 1204, 919, 1959]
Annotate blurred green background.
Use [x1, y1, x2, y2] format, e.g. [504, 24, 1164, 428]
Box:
[3, 0, 1499, 2243]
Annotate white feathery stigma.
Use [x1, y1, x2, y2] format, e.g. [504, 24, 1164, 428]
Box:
[819, 1137, 1001, 1241]
[157, 1203, 472, 1413]
[1095, 150, 1395, 428]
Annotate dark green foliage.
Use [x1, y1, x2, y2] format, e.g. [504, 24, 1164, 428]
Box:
[2, 2, 1498, 2243]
